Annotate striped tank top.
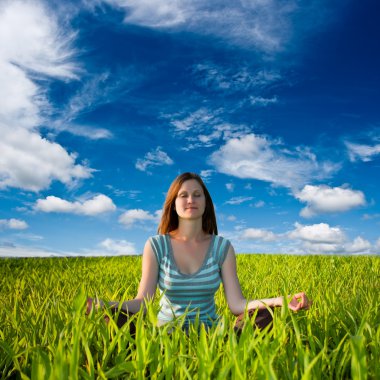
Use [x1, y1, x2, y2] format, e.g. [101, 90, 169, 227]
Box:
[149, 234, 231, 327]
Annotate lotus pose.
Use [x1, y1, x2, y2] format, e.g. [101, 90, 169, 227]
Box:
[87, 172, 311, 331]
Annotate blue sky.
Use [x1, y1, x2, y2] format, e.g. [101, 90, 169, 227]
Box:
[1, 0, 380, 257]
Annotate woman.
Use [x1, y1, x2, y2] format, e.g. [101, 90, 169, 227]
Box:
[87, 172, 311, 331]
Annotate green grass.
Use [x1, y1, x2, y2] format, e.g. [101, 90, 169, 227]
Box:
[1, 254, 379, 379]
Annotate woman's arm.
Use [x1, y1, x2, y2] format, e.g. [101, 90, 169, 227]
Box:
[118, 239, 159, 313]
[89, 239, 159, 314]
[221, 245, 311, 315]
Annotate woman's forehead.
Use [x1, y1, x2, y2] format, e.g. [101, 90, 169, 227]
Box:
[178, 179, 203, 192]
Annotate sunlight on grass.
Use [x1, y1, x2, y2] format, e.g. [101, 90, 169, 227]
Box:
[0, 255, 379, 379]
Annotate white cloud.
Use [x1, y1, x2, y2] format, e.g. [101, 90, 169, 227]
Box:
[0, 244, 60, 258]
[375, 238, 380, 253]
[0, 61, 41, 129]
[240, 228, 277, 242]
[0, 241, 137, 257]
[0, 125, 94, 191]
[0, 218, 28, 230]
[118, 209, 161, 228]
[0, 0, 96, 192]
[99, 238, 138, 255]
[286, 222, 377, 255]
[0, 0, 78, 80]
[226, 183, 235, 192]
[300, 241, 343, 254]
[225, 196, 254, 205]
[135, 147, 173, 172]
[288, 222, 345, 244]
[35, 194, 116, 216]
[344, 237, 371, 254]
[345, 141, 380, 162]
[295, 184, 366, 217]
[210, 133, 338, 189]
[200, 170, 214, 182]
[253, 200, 265, 208]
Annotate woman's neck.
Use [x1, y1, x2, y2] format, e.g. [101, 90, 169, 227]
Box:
[171, 220, 207, 241]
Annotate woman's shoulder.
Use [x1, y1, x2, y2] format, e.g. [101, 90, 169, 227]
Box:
[214, 234, 231, 245]
[149, 233, 166, 239]
[148, 234, 169, 262]
[148, 234, 168, 245]
[211, 235, 232, 266]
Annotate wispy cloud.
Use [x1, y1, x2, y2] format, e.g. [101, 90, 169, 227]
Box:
[111, 0, 187, 28]
[345, 141, 380, 162]
[249, 96, 278, 107]
[210, 133, 338, 190]
[105, 186, 142, 199]
[192, 63, 281, 93]
[55, 124, 113, 140]
[225, 196, 254, 205]
[49, 69, 142, 140]
[104, 0, 300, 53]
[48, 73, 116, 140]
[168, 107, 222, 134]
[362, 213, 380, 221]
[295, 184, 366, 217]
[166, 107, 252, 150]
[0, 218, 28, 230]
[135, 147, 173, 172]
[35, 194, 116, 216]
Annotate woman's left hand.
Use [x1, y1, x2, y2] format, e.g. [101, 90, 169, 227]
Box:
[288, 292, 311, 311]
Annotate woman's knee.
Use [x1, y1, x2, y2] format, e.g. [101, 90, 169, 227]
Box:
[234, 308, 273, 334]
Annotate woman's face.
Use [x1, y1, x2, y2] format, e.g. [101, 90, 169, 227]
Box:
[175, 179, 206, 221]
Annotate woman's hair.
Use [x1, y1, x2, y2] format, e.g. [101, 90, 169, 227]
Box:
[158, 172, 218, 235]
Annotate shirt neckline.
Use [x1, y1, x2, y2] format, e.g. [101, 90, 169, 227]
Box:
[166, 234, 215, 277]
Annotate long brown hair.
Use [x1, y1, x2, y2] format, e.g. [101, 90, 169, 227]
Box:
[158, 172, 218, 235]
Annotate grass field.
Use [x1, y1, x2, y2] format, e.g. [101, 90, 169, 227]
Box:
[0, 254, 379, 379]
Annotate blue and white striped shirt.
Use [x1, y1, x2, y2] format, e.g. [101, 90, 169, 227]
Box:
[149, 234, 231, 327]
